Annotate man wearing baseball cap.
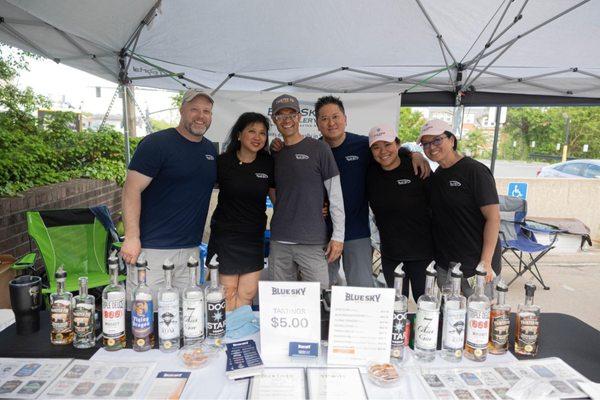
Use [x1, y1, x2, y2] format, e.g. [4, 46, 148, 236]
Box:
[268, 94, 345, 290]
[121, 88, 217, 306]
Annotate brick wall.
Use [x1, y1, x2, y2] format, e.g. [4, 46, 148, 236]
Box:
[0, 179, 122, 260]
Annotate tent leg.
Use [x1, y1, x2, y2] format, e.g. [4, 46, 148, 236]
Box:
[121, 85, 131, 166]
[490, 106, 502, 174]
[452, 94, 463, 139]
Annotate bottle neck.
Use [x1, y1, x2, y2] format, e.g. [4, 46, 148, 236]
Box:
[188, 266, 197, 287]
[57, 279, 65, 295]
[451, 276, 461, 295]
[496, 291, 506, 305]
[110, 265, 119, 285]
[475, 274, 486, 296]
[79, 279, 88, 297]
[164, 269, 173, 288]
[393, 276, 404, 299]
[137, 268, 147, 285]
[424, 275, 435, 296]
[210, 268, 219, 288]
[524, 294, 534, 306]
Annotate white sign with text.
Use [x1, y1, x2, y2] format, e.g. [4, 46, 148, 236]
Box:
[327, 286, 395, 366]
[259, 281, 321, 363]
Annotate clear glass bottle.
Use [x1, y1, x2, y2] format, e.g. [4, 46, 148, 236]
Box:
[414, 261, 440, 362]
[102, 253, 126, 351]
[73, 277, 95, 349]
[182, 256, 205, 345]
[515, 282, 541, 356]
[132, 256, 154, 351]
[489, 280, 511, 355]
[464, 263, 491, 362]
[158, 259, 180, 352]
[390, 263, 408, 363]
[205, 255, 226, 342]
[441, 263, 466, 362]
[50, 266, 74, 345]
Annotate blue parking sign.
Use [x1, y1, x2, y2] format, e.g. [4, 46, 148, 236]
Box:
[507, 182, 528, 199]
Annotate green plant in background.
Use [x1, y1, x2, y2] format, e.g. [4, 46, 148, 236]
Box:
[397, 107, 426, 143]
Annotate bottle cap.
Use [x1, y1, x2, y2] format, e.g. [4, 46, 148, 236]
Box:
[187, 256, 199, 268]
[393, 263, 405, 278]
[163, 259, 174, 270]
[136, 253, 148, 269]
[55, 266, 67, 280]
[207, 254, 219, 270]
[450, 262, 463, 278]
[525, 281, 537, 296]
[496, 279, 508, 292]
[425, 261, 437, 277]
[474, 262, 487, 276]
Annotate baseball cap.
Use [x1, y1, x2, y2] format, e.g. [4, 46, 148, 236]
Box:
[271, 94, 300, 115]
[181, 88, 214, 105]
[417, 119, 452, 143]
[368, 124, 397, 147]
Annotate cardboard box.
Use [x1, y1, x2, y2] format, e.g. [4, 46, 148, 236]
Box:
[0, 255, 16, 309]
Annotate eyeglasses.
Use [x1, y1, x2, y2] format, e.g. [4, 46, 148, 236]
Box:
[421, 134, 447, 149]
[318, 114, 343, 124]
[274, 113, 299, 122]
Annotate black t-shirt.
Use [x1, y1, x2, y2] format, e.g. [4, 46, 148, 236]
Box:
[211, 151, 275, 234]
[366, 155, 434, 261]
[429, 157, 501, 277]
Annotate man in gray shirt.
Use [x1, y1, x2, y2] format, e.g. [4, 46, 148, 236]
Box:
[268, 94, 345, 289]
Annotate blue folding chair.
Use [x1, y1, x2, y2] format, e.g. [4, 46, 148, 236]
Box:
[499, 195, 562, 290]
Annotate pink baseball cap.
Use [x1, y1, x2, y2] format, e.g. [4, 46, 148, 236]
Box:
[368, 124, 397, 147]
[417, 119, 452, 143]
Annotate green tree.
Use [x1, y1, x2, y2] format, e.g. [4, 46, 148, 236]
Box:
[398, 107, 425, 143]
[150, 118, 171, 132]
[462, 128, 487, 158]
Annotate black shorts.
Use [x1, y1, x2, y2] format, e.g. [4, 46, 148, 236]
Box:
[206, 229, 265, 275]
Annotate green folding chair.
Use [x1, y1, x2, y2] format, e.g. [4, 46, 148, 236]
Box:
[11, 208, 125, 297]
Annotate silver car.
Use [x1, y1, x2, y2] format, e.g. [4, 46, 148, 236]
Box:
[537, 159, 600, 179]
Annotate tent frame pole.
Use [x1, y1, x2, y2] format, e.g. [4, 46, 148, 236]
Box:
[263, 67, 344, 91]
[54, 27, 116, 79]
[414, 0, 457, 64]
[490, 106, 502, 175]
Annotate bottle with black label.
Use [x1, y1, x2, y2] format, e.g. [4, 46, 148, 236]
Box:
[489, 280, 510, 355]
[50, 266, 74, 345]
[205, 255, 226, 342]
[73, 277, 95, 349]
[132, 256, 154, 351]
[441, 263, 466, 362]
[158, 259, 180, 352]
[464, 263, 491, 362]
[414, 261, 440, 362]
[390, 263, 407, 363]
[182, 256, 205, 345]
[515, 282, 540, 356]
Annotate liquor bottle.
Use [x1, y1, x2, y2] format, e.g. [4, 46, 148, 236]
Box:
[50, 266, 74, 345]
[73, 277, 95, 349]
[464, 263, 491, 362]
[515, 282, 541, 356]
[441, 263, 466, 362]
[158, 259, 180, 352]
[182, 256, 205, 345]
[102, 253, 126, 351]
[205, 255, 226, 342]
[414, 261, 440, 362]
[132, 256, 154, 351]
[390, 263, 408, 363]
[489, 280, 511, 355]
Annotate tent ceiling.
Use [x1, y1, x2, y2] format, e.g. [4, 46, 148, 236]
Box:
[1, 0, 600, 105]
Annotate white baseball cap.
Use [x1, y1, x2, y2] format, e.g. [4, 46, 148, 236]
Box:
[417, 119, 452, 143]
[368, 124, 397, 147]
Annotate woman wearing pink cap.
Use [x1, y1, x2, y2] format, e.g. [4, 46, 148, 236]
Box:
[418, 119, 501, 297]
[366, 124, 434, 301]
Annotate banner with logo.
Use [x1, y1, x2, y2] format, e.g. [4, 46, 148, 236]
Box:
[205, 91, 401, 152]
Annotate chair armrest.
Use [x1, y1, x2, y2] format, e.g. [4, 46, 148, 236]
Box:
[523, 221, 563, 234]
[11, 253, 36, 271]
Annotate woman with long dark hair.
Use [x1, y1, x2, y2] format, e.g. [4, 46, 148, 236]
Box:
[206, 112, 275, 311]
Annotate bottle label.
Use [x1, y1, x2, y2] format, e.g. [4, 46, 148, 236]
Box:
[51, 299, 72, 333]
[391, 310, 407, 356]
[415, 309, 439, 350]
[73, 303, 94, 336]
[466, 307, 490, 348]
[158, 298, 180, 340]
[491, 312, 510, 346]
[183, 298, 204, 338]
[102, 295, 126, 336]
[518, 315, 539, 346]
[206, 298, 226, 338]
[131, 299, 153, 338]
[443, 308, 466, 349]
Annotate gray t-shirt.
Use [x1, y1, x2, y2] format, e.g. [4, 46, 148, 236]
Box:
[271, 137, 340, 244]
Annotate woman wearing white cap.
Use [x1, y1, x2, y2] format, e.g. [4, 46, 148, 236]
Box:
[366, 124, 434, 301]
[417, 119, 501, 297]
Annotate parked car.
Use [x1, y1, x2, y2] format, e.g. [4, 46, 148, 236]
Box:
[537, 159, 600, 179]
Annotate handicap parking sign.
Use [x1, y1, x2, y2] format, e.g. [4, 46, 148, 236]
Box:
[507, 182, 528, 199]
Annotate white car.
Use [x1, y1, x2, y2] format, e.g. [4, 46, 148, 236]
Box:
[537, 159, 600, 179]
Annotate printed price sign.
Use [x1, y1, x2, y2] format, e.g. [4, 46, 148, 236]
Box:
[327, 286, 395, 365]
[259, 281, 321, 363]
